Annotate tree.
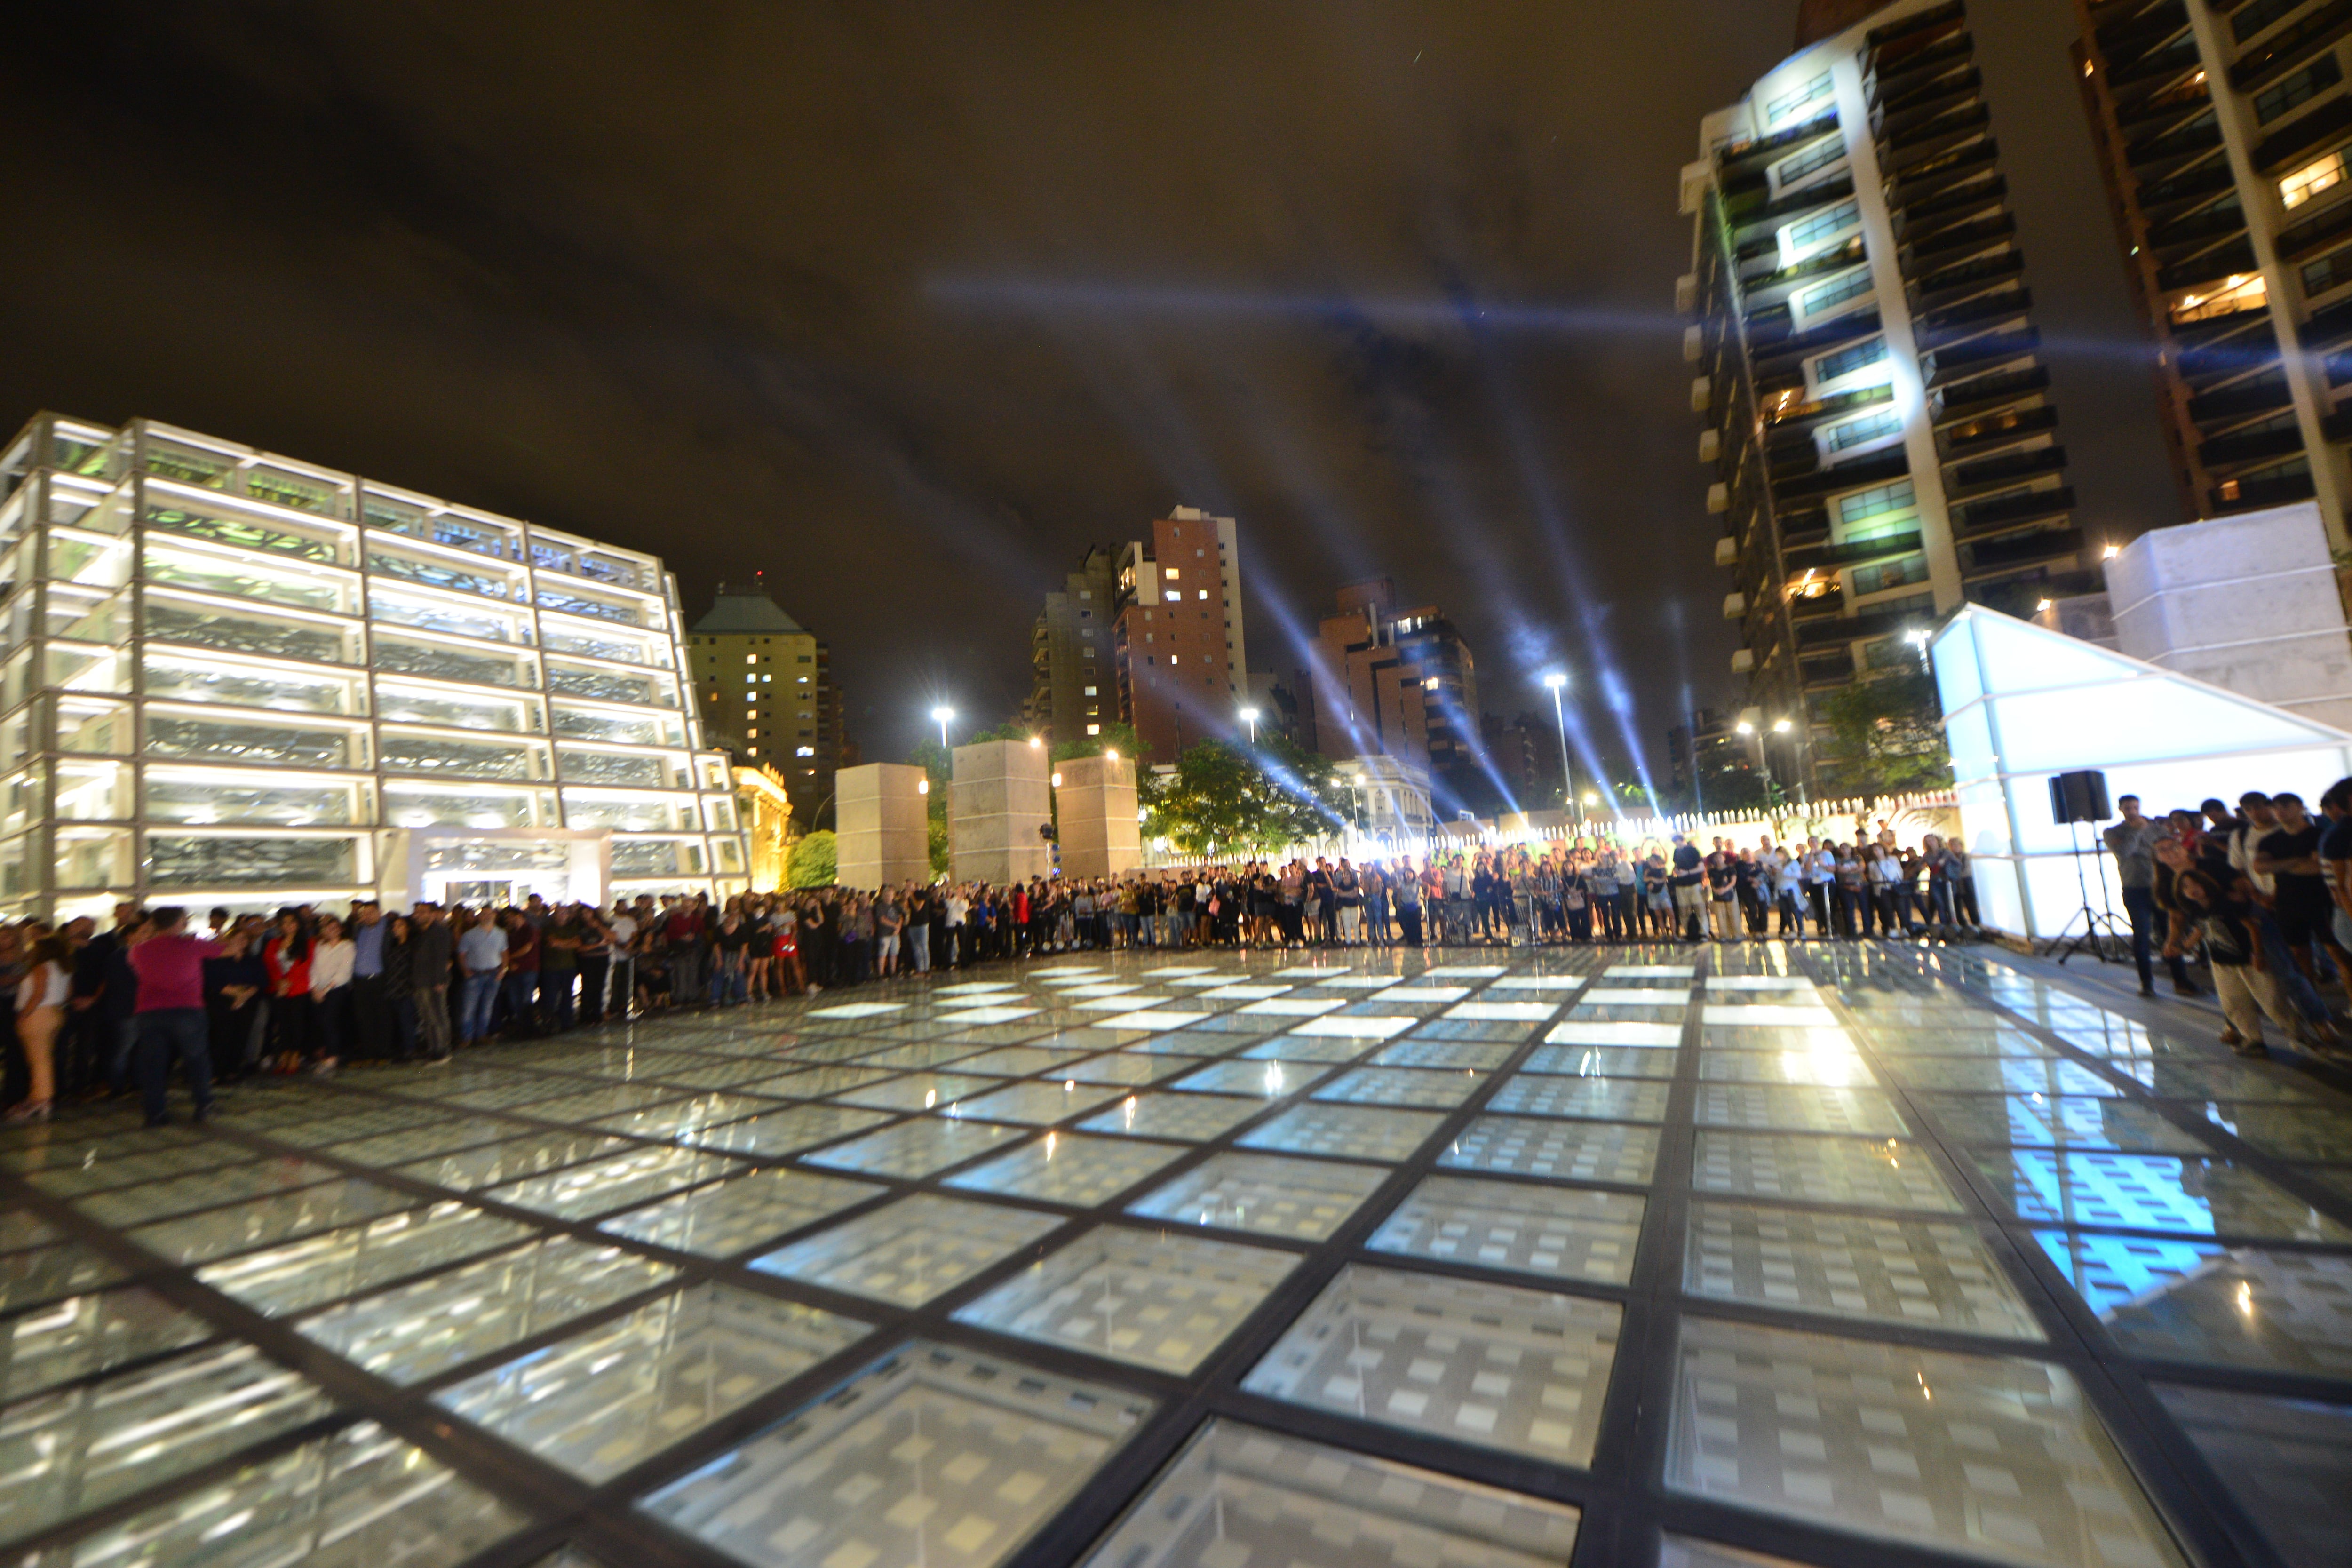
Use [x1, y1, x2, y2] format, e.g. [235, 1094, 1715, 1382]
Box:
[966, 719, 1033, 744]
[1146, 738, 1350, 857]
[786, 830, 837, 888]
[1053, 721, 1141, 764]
[1812, 670, 1950, 804]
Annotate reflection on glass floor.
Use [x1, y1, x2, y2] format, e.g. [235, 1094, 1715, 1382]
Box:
[0, 939, 2340, 1567]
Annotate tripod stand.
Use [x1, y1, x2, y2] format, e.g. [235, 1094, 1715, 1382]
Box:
[2042, 820, 2129, 966]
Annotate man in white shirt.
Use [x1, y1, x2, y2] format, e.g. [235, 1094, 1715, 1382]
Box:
[605, 904, 640, 1019]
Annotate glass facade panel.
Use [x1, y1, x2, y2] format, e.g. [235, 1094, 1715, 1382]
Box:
[0, 414, 742, 908]
[149, 833, 359, 889]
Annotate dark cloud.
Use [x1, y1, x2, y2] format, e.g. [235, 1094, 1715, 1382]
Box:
[0, 1, 2170, 773]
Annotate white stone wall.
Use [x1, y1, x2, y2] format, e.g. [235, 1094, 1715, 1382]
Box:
[2105, 502, 2352, 730]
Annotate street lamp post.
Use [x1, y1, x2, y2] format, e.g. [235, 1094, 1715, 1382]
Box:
[1735, 715, 1796, 812]
[1239, 706, 1260, 745]
[1542, 672, 1577, 828]
[930, 705, 954, 752]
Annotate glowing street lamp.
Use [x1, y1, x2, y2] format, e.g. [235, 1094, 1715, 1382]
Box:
[1542, 672, 1578, 825]
[1239, 706, 1261, 744]
[1735, 714, 1796, 809]
[930, 705, 954, 751]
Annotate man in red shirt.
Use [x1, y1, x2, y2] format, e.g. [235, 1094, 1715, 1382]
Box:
[126, 907, 222, 1126]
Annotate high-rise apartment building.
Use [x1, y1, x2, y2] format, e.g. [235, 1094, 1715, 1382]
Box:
[1685, 0, 2088, 748]
[0, 413, 748, 919]
[2075, 0, 2352, 543]
[1025, 546, 1117, 747]
[686, 580, 842, 824]
[1300, 580, 1484, 812]
[1111, 507, 1248, 759]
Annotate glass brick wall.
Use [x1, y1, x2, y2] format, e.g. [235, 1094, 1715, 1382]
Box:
[0, 413, 750, 918]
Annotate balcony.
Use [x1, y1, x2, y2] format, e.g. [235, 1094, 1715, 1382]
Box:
[2122, 113, 2220, 174]
[2147, 198, 2247, 253]
[1964, 526, 2084, 575]
[2186, 374, 2290, 424]
[1878, 97, 1988, 163]
[1895, 171, 2007, 233]
[1907, 248, 2023, 306]
[2303, 294, 2352, 347]
[1920, 328, 2040, 386]
[1794, 599, 1934, 649]
[1947, 444, 2067, 497]
[1788, 529, 1926, 570]
[1941, 404, 2059, 458]
[2212, 470, 2318, 511]
[1898, 212, 2015, 273]
[1915, 285, 2033, 346]
[1955, 484, 2076, 539]
[2199, 423, 2307, 467]
[2255, 93, 2352, 174]
[1875, 62, 1979, 124]
[1772, 449, 1911, 503]
[2278, 192, 2352, 261]
[2098, 0, 2183, 63]
[2231, 0, 2352, 94]
[1933, 365, 2050, 424]
[2110, 35, 2200, 89]
[1886, 143, 2002, 214]
[2135, 156, 2234, 214]
[2091, 0, 2185, 63]
[2156, 236, 2257, 294]
[1869, 32, 1972, 109]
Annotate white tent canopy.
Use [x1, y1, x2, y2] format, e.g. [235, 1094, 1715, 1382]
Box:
[1930, 603, 2352, 939]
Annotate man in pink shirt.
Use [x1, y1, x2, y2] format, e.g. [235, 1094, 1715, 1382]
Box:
[126, 907, 222, 1126]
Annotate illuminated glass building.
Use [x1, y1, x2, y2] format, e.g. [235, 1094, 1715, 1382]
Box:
[0, 413, 750, 920]
[2074, 0, 2352, 542]
[1684, 0, 2088, 776]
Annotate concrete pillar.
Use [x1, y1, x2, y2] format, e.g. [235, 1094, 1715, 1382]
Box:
[949, 740, 1053, 885]
[1055, 754, 1141, 879]
[834, 763, 930, 890]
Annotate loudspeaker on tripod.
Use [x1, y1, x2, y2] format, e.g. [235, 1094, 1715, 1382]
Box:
[2048, 769, 2112, 826]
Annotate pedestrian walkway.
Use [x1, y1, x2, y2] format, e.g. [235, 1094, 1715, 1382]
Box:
[0, 939, 2342, 1568]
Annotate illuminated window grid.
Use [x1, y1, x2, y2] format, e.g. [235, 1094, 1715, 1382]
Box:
[0, 413, 751, 917]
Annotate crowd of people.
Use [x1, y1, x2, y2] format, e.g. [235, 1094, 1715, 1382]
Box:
[2102, 787, 2352, 1061]
[23, 792, 2345, 1125]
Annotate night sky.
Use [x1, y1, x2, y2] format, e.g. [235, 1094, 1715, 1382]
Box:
[0, 1, 2173, 791]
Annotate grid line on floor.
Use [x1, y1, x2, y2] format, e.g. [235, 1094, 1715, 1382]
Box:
[0, 939, 2340, 1568]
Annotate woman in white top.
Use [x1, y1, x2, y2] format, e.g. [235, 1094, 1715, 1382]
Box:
[11, 936, 71, 1122]
[307, 915, 355, 1076]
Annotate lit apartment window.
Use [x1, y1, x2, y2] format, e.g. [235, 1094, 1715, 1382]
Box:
[1824, 408, 1902, 451]
[1086, 724, 1100, 735]
[1779, 200, 1859, 266]
[1083, 685, 1097, 695]
[1197, 589, 1208, 600]
[744, 654, 755, 664]
[796, 746, 815, 756]
[1165, 567, 1180, 579]
[2169, 273, 2267, 324]
[1772, 135, 1847, 192]
[1812, 337, 1887, 387]
[2282, 144, 2349, 209]
[1764, 70, 1832, 125]
[1794, 268, 1872, 323]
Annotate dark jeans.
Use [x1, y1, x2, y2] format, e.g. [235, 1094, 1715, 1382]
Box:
[2121, 885, 2191, 989]
[500, 970, 538, 1035]
[578, 955, 610, 1026]
[136, 1008, 212, 1123]
[540, 967, 577, 1031]
[349, 974, 389, 1059]
[390, 992, 419, 1061]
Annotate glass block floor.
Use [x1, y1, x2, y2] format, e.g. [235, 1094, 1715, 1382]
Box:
[0, 941, 2346, 1568]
